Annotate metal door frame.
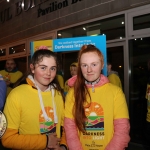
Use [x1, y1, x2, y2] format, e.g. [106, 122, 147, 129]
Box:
[107, 41, 129, 106]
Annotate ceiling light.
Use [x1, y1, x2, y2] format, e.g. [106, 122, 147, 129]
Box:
[120, 37, 122, 39]
[121, 22, 124, 24]
[141, 38, 142, 40]
[58, 33, 62, 36]
[135, 39, 136, 40]
[91, 34, 98, 36]
[83, 27, 86, 30]
[7, 0, 9, 2]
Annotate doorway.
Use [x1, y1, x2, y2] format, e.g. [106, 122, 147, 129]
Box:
[107, 42, 127, 93]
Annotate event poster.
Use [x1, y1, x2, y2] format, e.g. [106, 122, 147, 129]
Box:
[30, 35, 107, 75]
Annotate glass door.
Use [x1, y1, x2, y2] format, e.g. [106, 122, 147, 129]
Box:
[129, 36, 150, 146]
[107, 42, 129, 103]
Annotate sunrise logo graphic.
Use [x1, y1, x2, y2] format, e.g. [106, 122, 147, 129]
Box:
[39, 107, 56, 134]
[85, 102, 104, 131]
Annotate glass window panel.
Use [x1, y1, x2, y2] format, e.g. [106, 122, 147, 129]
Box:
[15, 57, 27, 74]
[129, 37, 150, 144]
[63, 51, 78, 82]
[107, 46, 124, 90]
[133, 13, 150, 30]
[0, 60, 6, 70]
[9, 44, 25, 55]
[57, 15, 125, 41]
[0, 48, 6, 57]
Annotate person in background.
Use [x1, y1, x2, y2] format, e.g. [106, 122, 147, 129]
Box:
[0, 59, 23, 95]
[2, 49, 67, 150]
[64, 45, 130, 150]
[57, 74, 64, 90]
[107, 61, 122, 89]
[0, 74, 7, 111]
[64, 62, 78, 95]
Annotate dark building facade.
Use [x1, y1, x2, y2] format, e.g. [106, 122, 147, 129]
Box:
[0, 0, 150, 149]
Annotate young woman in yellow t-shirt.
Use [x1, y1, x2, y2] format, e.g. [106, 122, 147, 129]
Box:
[2, 48, 67, 150]
[64, 44, 130, 150]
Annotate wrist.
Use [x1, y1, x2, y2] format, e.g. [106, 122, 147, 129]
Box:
[60, 144, 67, 150]
[46, 135, 49, 148]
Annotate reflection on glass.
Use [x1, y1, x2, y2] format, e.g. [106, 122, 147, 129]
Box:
[129, 37, 150, 144]
[15, 57, 27, 74]
[133, 13, 150, 30]
[9, 44, 25, 55]
[0, 48, 6, 57]
[0, 60, 6, 71]
[57, 15, 125, 41]
[107, 46, 124, 90]
[62, 51, 78, 82]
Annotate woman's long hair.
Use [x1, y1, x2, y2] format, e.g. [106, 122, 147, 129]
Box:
[73, 45, 104, 133]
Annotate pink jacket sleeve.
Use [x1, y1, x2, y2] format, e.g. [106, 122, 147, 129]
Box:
[105, 118, 130, 150]
[64, 117, 83, 150]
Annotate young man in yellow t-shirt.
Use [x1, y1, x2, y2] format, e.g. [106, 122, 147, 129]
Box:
[0, 59, 23, 95]
[107, 61, 122, 89]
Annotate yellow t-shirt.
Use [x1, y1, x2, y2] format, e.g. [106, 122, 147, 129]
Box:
[56, 75, 64, 89]
[0, 70, 23, 84]
[65, 83, 129, 150]
[64, 80, 69, 94]
[108, 74, 122, 89]
[145, 84, 150, 122]
[0, 70, 23, 95]
[4, 84, 64, 149]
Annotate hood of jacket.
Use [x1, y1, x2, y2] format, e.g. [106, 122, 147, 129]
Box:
[26, 75, 37, 89]
[108, 70, 119, 76]
[68, 74, 109, 88]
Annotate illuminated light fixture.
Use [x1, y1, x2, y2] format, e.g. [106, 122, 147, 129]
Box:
[83, 27, 86, 30]
[121, 21, 124, 24]
[102, 34, 105, 35]
[119, 66, 122, 68]
[135, 39, 136, 40]
[7, 0, 9, 2]
[141, 38, 142, 40]
[22, 3, 24, 7]
[91, 34, 98, 36]
[58, 33, 62, 36]
[129, 69, 131, 74]
[13, 51, 15, 54]
[12, 48, 13, 49]
[120, 37, 122, 39]
[24, 49, 25, 51]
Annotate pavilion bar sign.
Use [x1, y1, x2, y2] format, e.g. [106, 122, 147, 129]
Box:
[38, 0, 82, 17]
[0, 0, 82, 24]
